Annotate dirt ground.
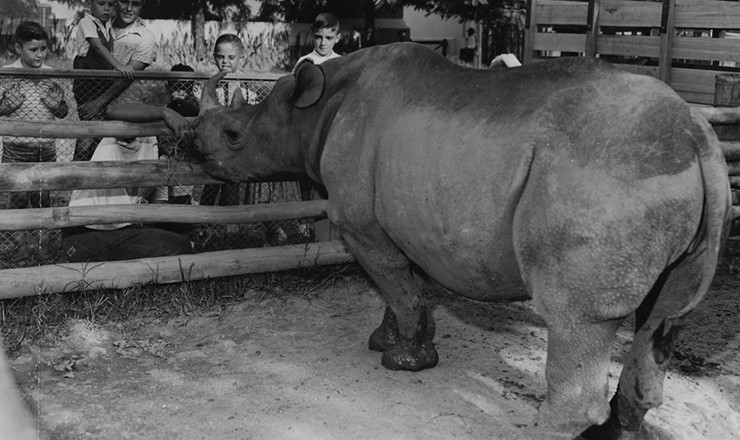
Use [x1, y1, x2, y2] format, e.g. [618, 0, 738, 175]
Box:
[9, 260, 740, 440]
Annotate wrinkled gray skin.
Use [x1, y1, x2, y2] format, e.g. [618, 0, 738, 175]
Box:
[193, 43, 731, 439]
[0, 341, 38, 440]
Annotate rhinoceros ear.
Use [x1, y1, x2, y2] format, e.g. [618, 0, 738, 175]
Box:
[293, 60, 325, 109]
[230, 88, 246, 110]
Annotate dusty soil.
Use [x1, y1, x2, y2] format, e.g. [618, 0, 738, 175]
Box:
[9, 261, 740, 440]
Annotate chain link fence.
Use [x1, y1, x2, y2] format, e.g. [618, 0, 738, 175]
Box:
[0, 69, 314, 270]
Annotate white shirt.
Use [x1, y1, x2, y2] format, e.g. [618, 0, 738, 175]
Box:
[294, 50, 341, 72]
[112, 18, 155, 67]
[68, 136, 167, 230]
[0, 60, 60, 147]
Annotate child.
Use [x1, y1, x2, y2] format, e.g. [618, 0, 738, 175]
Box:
[295, 13, 341, 69]
[293, 13, 341, 205]
[72, 0, 134, 107]
[0, 21, 68, 209]
[200, 34, 255, 208]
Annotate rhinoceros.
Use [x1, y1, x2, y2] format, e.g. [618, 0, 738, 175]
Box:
[191, 43, 731, 439]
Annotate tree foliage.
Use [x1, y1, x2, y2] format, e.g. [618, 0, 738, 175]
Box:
[397, 0, 525, 26]
[1, 0, 36, 18]
[257, 0, 366, 22]
[138, 0, 251, 22]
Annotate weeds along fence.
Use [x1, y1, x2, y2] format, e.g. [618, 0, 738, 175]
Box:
[524, 0, 740, 105]
[0, 68, 353, 299]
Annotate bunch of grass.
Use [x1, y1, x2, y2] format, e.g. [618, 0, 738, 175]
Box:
[0, 263, 366, 354]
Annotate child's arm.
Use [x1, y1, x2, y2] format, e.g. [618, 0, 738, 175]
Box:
[0, 83, 24, 116]
[41, 81, 68, 118]
[87, 37, 135, 78]
[106, 103, 191, 136]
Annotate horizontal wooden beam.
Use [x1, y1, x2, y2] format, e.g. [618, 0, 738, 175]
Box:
[697, 108, 740, 126]
[535, 0, 588, 26]
[0, 240, 355, 299]
[674, 0, 740, 29]
[720, 142, 740, 161]
[0, 68, 283, 81]
[0, 200, 328, 230]
[599, 0, 662, 27]
[0, 160, 221, 192]
[533, 33, 587, 52]
[0, 119, 182, 139]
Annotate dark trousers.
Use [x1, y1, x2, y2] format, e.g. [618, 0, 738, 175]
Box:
[62, 225, 192, 262]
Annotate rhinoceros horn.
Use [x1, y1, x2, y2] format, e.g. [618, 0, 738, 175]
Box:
[199, 71, 228, 114]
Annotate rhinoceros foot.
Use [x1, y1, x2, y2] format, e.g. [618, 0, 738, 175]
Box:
[381, 339, 439, 372]
[368, 307, 438, 371]
[368, 307, 400, 352]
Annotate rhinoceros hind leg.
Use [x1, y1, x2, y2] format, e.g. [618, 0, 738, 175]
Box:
[534, 314, 624, 438]
[602, 260, 698, 438]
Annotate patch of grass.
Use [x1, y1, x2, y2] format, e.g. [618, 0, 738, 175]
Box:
[0, 263, 368, 355]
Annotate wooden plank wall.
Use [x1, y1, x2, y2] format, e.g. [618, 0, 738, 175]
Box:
[524, 0, 740, 104]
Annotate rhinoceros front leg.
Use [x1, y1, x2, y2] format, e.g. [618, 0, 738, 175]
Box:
[340, 227, 438, 371]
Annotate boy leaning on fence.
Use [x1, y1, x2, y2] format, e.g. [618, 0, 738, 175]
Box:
[0, 21, 69, 209]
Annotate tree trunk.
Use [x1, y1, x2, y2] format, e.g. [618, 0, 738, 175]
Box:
[193, 4, 207, 61]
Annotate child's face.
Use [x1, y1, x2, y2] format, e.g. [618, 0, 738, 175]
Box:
[15, 39, 48, 69]
[313, 27, 338, 57]
[90, 0, 116, 22]
[214, 42, 242, 73]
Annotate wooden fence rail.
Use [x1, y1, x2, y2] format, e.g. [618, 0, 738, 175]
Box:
[525, 0, 740, 105]
[0, 118, 353, 299]
[0, 241, 354, 300]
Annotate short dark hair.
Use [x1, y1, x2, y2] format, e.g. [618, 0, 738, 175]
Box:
[14, 21, 49, 45]
[167, 64, 195, 96]
[312, 13, 339, 33]
[214, 33, 244, 52]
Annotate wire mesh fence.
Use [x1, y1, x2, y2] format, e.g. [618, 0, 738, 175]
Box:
[0, 69, 314, 270]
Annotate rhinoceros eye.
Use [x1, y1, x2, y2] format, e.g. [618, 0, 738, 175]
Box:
[224, 128, 241, 146]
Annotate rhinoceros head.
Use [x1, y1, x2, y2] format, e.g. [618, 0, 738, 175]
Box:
[192, 62, 326, 184]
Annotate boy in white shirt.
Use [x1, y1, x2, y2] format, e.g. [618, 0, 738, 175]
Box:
[294, 13, 341, 70]
[0, 21, 68, 209]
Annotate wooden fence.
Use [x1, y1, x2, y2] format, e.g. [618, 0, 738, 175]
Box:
[524, 0, 740, 105]
[0, 118, 354, 299]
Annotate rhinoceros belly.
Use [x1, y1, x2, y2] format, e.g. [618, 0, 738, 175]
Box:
[372, 136, 530, 302]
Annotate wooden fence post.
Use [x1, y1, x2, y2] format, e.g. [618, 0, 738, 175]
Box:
[658, 0, 676, 84]
[713, 74, 740, 141]
[585, 0, 601, 58]
[523, 0, 537, 64]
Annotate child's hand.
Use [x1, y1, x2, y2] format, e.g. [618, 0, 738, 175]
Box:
[116, 64, 136, 79]
[41, 82, 64, 109]
[1, 83, 25, 112]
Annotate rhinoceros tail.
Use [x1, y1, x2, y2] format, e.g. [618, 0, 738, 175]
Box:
[666, 108, 732, 325]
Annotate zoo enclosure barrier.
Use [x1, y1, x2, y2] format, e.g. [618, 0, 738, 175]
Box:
[522, 0, 740, 230]
[0, 68, 353, 299]
[524, 0, 740, 105]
